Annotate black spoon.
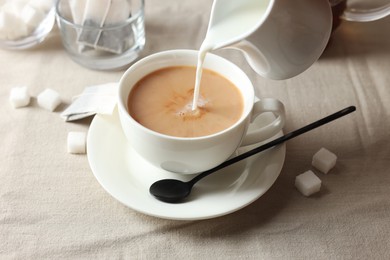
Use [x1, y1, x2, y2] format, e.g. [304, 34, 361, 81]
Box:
[150, 106, 356, 203]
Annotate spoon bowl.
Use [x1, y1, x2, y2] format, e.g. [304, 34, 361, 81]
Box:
[149, 179, 192, 203]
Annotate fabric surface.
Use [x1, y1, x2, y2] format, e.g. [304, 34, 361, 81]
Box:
[1, 0, 390, 259]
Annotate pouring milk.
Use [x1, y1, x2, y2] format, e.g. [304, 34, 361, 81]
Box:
[192, 0, 269, 111]
[191, 0, 334, 110]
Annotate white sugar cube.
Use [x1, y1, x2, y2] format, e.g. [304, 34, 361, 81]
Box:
[0, 8, 29, 40]
[37, 88, 62, 111]
[0, 0, 51, 40]
[21, 4, 44, 29]
[9, 86, 30, 108]
[295, 170, 322, 196]
[2, 2, 25, 13]
[312, 148, 337, 174]
[67, 131, 87, 154]
[14, 0, 31, 5]
[28, 0, 53, 12]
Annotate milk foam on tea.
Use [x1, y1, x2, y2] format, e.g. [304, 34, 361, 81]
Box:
[127, 66, 243, 138]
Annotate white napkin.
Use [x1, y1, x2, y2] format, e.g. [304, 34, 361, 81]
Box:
[61, 82, 118, 121]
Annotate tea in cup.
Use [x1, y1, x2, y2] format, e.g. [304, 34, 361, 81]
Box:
[128, 66, 244, 138]
[117, 49, 285, 174]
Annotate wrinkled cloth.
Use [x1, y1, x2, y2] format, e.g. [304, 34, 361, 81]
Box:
[1, 0, 390, 259]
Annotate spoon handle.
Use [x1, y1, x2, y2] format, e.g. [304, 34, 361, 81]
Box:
[189, 106, 356, 185]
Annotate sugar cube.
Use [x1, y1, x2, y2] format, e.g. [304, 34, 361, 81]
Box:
[0, 7, 29, 40]
[0, 0, 52, 40]
[2, 1, 25, 13]
[9, 86, 30, 108]
[295, 170, 322, 196]
[67, 131, 87, 154]
[37, 88, 62, 111]
[13, 0, 31, 5]
[28, 0, 53, 12]
[21, 4, 45, 29]
[312, 148, 337, 174]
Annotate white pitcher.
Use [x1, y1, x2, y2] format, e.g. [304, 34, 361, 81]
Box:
[203, 0, 390, 80]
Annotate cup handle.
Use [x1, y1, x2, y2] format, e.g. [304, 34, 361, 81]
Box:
[341, 3, 390, 22]
[240, 98, 285, 147]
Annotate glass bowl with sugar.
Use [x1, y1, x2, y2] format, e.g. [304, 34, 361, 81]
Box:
[0, 0, 55, 50]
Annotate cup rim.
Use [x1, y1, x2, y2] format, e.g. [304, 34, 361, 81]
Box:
[118, 49, 255, 141]
[55, 0, 145, 30]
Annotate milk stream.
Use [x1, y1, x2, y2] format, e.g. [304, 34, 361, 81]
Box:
[191, 0, 269, 111]
[191, 45, 210, 111]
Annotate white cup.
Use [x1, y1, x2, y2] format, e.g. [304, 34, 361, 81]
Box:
[117, 49, 285, 174]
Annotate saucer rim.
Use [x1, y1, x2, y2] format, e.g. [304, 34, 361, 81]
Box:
[87, 109, 286, 220]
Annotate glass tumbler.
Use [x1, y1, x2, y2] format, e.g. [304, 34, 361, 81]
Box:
[330, 0, 390, 30]
[56, 0, 145, 70]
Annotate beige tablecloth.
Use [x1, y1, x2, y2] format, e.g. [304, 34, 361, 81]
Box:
[1, 0, 390, 259]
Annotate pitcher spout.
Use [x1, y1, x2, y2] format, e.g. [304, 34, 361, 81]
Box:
[227, 40, 271, 78]
[226, 40, 270, 77]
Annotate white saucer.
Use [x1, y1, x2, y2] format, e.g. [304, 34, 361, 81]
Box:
[87, 108, 286, 220]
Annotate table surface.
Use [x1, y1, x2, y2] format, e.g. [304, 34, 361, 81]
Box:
[1, 0, 389, 259]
